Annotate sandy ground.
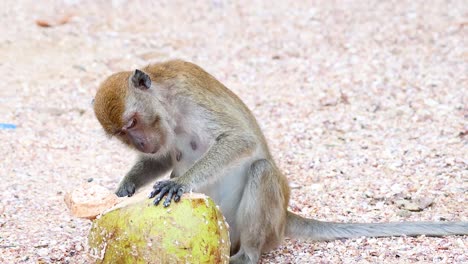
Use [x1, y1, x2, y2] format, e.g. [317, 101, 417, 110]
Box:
[0, 0, 467, 263]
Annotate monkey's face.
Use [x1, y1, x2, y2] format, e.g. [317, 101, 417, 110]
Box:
[115, 111, 164, 154]
[94, 70, 171, 155]
[118, 91, 168, 154]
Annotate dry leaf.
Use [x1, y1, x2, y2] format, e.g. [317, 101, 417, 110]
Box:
[36, 14, 73, 28]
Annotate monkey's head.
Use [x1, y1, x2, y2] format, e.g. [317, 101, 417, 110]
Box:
[94, 69, 170, 155]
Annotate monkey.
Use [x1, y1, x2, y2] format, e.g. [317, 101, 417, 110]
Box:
[93, 60, 467, 264]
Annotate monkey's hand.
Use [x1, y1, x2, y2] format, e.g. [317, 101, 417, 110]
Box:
[148, 180, 187, 207]
[115, 181, 136, 197]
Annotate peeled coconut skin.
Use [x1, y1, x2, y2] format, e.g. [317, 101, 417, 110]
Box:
[88, 193, 230, 264]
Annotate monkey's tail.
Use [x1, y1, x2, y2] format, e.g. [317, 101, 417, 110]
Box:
[286, 211, 468, 241]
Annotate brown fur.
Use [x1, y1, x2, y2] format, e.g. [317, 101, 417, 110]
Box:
[93, 71, 131, 135]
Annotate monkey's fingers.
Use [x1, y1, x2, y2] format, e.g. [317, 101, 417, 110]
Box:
[174, 188, 185, 202]
[153, 185, 171, 205]
[148, 186, 161, 198]
[163, 188, 176, 207]
[126, 184, 136, 197]
[148, 180, 168, 198]
[117, 182, 136, 197]
[153, 181, 165, 189]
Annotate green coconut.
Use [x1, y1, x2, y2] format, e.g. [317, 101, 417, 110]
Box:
[88, 191, 230, 264]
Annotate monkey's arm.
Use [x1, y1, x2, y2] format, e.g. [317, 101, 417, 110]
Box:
[116, 153, 173, 197]
[150, 133, 256, 206]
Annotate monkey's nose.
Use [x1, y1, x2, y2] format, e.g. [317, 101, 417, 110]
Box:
[132, 138, 145, 152]
[137, 141, 146, 151]
[131, 136, 154, 153]
[135, 140, 156, 154]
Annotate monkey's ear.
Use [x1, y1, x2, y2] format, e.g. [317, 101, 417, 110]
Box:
[131, 69, 152, 90]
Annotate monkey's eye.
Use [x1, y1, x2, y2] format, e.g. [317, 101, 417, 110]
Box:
[126, 118, 137, 130]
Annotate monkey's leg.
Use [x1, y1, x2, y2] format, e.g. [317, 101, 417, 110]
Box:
[230, 159, 287, 264]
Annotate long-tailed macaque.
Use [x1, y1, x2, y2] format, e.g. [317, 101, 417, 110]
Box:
[93, 60, 467, 264]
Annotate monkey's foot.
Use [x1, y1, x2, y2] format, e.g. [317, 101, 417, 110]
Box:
[149, 180, 186, 207]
